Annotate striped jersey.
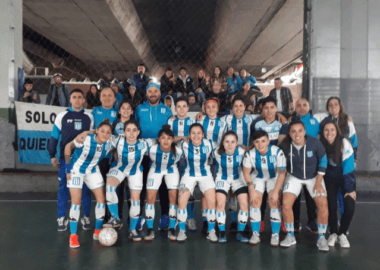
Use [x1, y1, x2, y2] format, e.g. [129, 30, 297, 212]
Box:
[213, 146, 245, 181]
[251, 119, 288, 145]
[71, 134, 113, 174]
[181, 139, 218, 177]
[243, 144, 286, 181]
[148, 145, 183, 174]
[110, 136, 154, 176]
[167, 116, 195, 137]
[197, 115, 227, 143]
[223, 114, 259, 146]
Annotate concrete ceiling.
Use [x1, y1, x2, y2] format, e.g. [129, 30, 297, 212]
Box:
[22, 0, 303, 81]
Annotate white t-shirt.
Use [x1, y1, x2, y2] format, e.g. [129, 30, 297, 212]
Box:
[276, 90, 283, 112]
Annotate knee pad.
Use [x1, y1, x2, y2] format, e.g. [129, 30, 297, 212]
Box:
[95, 203, 105, 220]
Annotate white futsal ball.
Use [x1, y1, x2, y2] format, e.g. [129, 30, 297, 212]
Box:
[99, 228, 118, 246]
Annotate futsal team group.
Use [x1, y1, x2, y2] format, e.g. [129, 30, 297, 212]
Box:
[49, 82, 357, 251]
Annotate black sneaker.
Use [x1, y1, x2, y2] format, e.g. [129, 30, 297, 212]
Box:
[294, 220, 302, 232]
[80, 216, 92, 230]
[306, 220, 318, 234]
[229, 222, 238, 233]
[202, 221, 208, 234]
[103, 217, 122, 228]
[128, 230, 142, 242]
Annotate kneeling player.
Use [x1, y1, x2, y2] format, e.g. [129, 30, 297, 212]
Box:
[64, 119, 113, 248]
[103, 120, 153, 242]
[177, 123, 218, 242]
[144, 126, 183, 241]
[243, 130, 286, 246]
[214, 131, 249, 243]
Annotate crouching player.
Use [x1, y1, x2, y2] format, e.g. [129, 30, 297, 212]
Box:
[145, 125, 183, 241]
[177, 123, 219, 242]
[243, 130, 286, 246]
[102, 120, 153, 242]
[214, 131, 249, 243]
[64, 119, 113, 248]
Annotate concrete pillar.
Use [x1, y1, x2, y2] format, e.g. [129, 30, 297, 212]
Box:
[307, 0, 380, 172]
[0, 0, 22, 120]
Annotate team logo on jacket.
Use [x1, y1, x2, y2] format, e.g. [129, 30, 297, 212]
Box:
[202, 146, 209, 154]
[74, 122, 82, 130]
[161, 108, 166, 113]
[187, 119, 194, 125]
[307, 151, 313, 157]
[137, 142, 145, 150]
[236, 155, 243, 163]
[310, 119, 316, 125]
[269, 156, 277, 163]
[111, 111, 117, 118]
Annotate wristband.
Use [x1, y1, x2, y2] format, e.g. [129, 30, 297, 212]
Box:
[65, 164, 72, 174]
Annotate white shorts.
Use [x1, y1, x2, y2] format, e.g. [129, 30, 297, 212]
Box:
[107, 169, 143, 191]
[215, 176, 247, 195]
[68, 171, 104, 190]
[147, 170, 180, 190]
[283, 174, 326, 198]
[180, 175, 215, 195]
[252, 178, 278, 194]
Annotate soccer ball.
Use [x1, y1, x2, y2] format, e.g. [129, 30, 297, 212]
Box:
[99, 228, 118, 246]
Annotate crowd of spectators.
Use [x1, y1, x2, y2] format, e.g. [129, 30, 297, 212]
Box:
[19, 64, 295, 116]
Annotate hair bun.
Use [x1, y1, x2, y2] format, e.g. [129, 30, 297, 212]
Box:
[103, 118, 110, 123]
[162, 124, 171, 130]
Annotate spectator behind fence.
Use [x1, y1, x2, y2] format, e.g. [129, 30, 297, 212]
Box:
[188, 93, 202, 112]
[46, 73, 71, 107]
[226, 67, 242, 94]
[206, 84, 230, 114]
[85, 84, 101, 109]
[160, 67, 176, 98]
[210, 66, 227, 92]
[175, 67, 194, 97]
[269, 77, 294, 115]
[240, 69, 257, 88]
[111, 78, 123, 107]
[125, 84, 143, 110]
[236, 82, 259, 108]
[18, 78, 40, 104]
[132, 64, 150, 96]
[193, 68, 208, 104]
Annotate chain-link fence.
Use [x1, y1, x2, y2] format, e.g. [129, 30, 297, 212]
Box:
[22, 0, 303, 113]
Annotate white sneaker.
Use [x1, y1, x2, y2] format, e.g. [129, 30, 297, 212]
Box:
[317, 237, 329, 251]
[249, 232, 261, 245]
[270, 233, 279, 246]
[186, 219, 197, 231]
[280, 234, 296, 247]
[338, 234, 350, 248]
[207, 229, 218, 242]
[177, 230, 187, 242]
[327, 233, 338, 247]
[57, 217, 69, 232]
[80, 216, 91, 230]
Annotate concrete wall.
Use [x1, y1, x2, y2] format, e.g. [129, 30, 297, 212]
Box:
[308, 0, 380, 173]
[0, 0, 22, 119]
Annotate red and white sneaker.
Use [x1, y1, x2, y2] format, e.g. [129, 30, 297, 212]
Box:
[70, 234, 80, 248]
[93, 229, 101, 240]
[280, 221, 287, 233]
[260, 221, 265, 233]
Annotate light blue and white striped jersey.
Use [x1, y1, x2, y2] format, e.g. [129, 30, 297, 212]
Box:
[243, 144, 286, 180]
[223, 114, 259, 146]
[167, 116, 195, 137]
[71, 134, 113, 174]
[148, 144, 183, 174]
[110, 136, 154, 176]
[181, 139, 218, 177]
[213, 146, 245, 181]
[197, 115, 227, 143]
[251, 119, 288, 145]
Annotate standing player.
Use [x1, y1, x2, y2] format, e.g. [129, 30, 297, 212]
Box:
[144, 126, 183, 241]
[279, 120, 329, 251]
[214, 131, 249, 243]
[102, 120, 153, 241]
[64, 119, 113, 248]
[320, 121, 356, 248]
[176, 123, 219, 242]
[48, 89, 93, 231]
[243, 130, 286, 246]
[167, 97, 197, 231]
